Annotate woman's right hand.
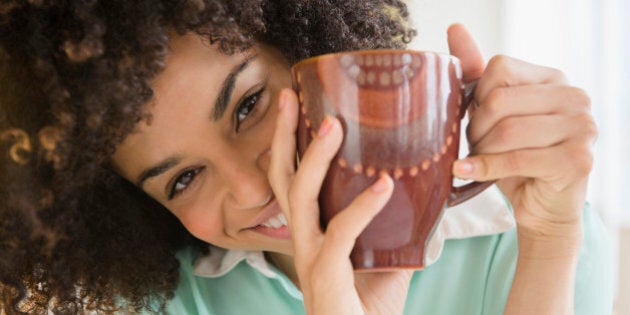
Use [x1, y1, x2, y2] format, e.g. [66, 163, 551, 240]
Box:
[268, 88, 413, 315]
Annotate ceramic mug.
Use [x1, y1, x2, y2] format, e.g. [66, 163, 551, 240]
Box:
[292, 50, 492, 271]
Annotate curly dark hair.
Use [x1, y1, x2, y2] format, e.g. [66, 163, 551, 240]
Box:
[0, 0, 415, 313]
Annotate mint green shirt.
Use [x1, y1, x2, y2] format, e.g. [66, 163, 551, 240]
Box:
[162, 203, 613, 315]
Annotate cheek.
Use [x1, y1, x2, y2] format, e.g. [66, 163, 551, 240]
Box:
[177, 205, 224, 241]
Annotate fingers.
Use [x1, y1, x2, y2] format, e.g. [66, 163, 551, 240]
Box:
[459, 86, 596, 191]
[291, 116, 343, 201]
[447, 23, 485, 83]
[467, 84, 592, 146]
[288, 115, 344, 249]
[471, 113, 592, 154]
[318, 175, 394, 266]
[456, 53, 597, 194]
[304, 176, 394, 310]
[455, 139, 595, 192]
[270, 88, 393, 263]
[476, 55, 568, 102]
[269, 88, 299, 218]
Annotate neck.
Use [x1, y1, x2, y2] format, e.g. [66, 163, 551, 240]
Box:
[265, 252, 300, 289]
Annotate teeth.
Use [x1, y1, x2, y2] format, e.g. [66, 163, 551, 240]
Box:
[268, 217, 282, 228]
[278, 214, 288, 225]
[260, 213, 288, 229]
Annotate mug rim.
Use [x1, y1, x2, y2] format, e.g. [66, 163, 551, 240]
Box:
[291, 49, 460, 69]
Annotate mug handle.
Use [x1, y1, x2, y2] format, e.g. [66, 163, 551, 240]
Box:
[447, 80, 495, 207]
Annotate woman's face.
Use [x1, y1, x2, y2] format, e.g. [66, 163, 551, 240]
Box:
[112, 33, 293, 255]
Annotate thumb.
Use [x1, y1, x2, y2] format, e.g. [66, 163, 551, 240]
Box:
[447, 23, 485, 83]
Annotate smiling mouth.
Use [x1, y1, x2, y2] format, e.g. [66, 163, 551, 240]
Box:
[250, 211, 291, 239]
[257, 212, 288, 229]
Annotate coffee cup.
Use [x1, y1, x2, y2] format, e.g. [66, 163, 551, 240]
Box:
[292, 50, 492, 271]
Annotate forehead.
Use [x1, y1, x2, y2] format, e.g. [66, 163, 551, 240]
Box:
[151, 33, 247, 110]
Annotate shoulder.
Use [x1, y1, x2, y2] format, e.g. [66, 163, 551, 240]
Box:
[162, 247, 305, 315]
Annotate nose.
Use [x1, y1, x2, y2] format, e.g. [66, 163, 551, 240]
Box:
[220, 148, 273, 210]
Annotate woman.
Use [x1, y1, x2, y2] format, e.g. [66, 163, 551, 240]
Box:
[0, 0, 612, 314]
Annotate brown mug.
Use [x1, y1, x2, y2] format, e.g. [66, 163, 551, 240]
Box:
[292, 50, 492, 271]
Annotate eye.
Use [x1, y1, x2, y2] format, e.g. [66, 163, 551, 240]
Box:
[234, 86, 265, 132]
[168, 167, 205, 200]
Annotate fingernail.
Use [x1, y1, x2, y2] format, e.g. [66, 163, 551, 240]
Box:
[371, 175, 390, 193]
[454, 159, 475, 177]
[318, 116, 334, 137]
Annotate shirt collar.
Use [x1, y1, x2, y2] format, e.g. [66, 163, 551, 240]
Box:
[193, 184, 515, 278]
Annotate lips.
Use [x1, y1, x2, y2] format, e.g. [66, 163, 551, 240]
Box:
[247, 201, 291, 239]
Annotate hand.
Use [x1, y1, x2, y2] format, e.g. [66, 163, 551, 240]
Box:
[268, 89, 413, 315]
[448, 24, 594, 314]
[448, 24, 596, 242]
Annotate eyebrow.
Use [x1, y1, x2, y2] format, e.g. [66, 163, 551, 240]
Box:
[136, 156, 181, 188]
[213, 54, 257, 121]
[134, 55, 257, 189]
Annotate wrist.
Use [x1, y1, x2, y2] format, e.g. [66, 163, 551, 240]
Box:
[516, 222, 583, 260]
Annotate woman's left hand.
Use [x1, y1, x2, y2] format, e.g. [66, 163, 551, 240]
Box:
[448, 24, 597, 241]
[448, 24, 596, 314]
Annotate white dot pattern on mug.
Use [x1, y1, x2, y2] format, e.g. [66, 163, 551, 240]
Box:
[296, 51, 462, 179]
[338, 52, 421, 89]
[299, 111, 461, 178]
